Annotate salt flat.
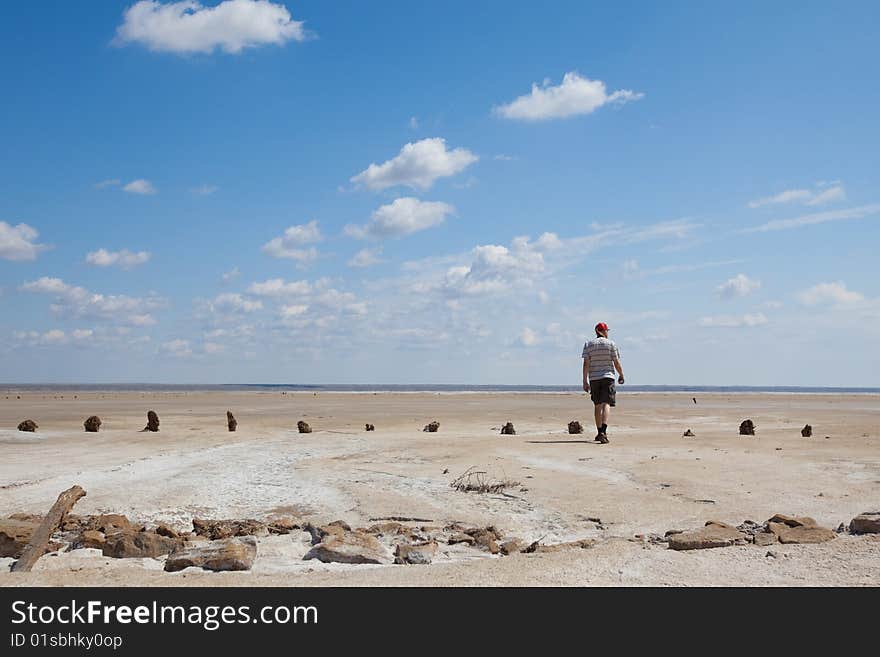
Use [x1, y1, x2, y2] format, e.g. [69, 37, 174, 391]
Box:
[1, 390, 878, 586]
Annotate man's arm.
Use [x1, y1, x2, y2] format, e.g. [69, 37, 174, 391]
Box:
[582, 358, 590, 392]
[613, 358, 625, 384]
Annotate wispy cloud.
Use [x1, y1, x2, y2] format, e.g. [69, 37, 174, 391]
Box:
[350, 138, 478, 191]
[85, 248, 151, 269]
[0, 222, 49, 261]
[747, 183, 846, 208]
[122, 179, 157, 195]
[493, 72, 643, 121]
[190, 184, 218, 196]
[716, 274, 761, 299]
[348, 247, 385, 268]
[743, 203, 880, 233]
[20, 276, 163, 326]
[699, 313, 768, 328]
[797, 282, 864, 306]
[114, 0, 309, 54]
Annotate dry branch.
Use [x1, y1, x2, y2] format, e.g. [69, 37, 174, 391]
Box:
[12, 485, 86, 572]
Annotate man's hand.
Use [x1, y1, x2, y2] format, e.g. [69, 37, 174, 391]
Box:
[618, 375, 625, 385]
[583, 381, 590, 392]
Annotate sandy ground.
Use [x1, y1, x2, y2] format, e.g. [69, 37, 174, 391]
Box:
[0, 389, 878, 586]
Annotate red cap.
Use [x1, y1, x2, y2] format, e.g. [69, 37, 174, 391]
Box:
[595, 322, 609, 332]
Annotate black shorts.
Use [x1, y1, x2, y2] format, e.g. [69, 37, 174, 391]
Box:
[589, 378, 616, 406]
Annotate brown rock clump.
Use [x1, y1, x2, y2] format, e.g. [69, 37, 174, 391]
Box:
[83, 416, 102, 432]
[423, 421, 440, 432]
[849, 512, 880, 534]
[568, 420, 583, 434]
[500, 422, 516, 435]
[192, 518, 266, 540]
[227, 411, 237, 432]
[165, 537, 257, 572]
[739, 419, 756, 435]
[297, 420, 312, 433]
[365, 423, 375, 431]
[667, 521, 748, 550]
[17, 419, 38, 432]
[141, 411, 160, 432]
[801, 424, 812, 437]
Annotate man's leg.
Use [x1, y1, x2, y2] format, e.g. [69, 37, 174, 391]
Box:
[594, 404, 603, 430]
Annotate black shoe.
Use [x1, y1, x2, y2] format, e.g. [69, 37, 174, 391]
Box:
[595, 432, 609, 444]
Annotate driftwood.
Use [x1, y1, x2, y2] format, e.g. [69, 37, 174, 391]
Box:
[450, 467, 519, 494]
[11, 485, 86, 572]
[368, 516, 434, 523]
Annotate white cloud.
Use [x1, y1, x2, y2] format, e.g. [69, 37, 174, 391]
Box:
[409, 116, 418, 129]
[350, 138, 478, 191]
[191, 184, 219, 195]
[114, 0, 307, 54]
[221, 267, 240, 284]
[248, 278, 311, 297]
[744, 203, 880, 233]
[699, 313, 768, 328]
[161, 339, 192, 357]
[493, 72, 643, 121]
[122, 179, 157, 195]
[280, 304, 308, 318]
[261, 221, 321, 266]
[85, 248, 151, 269]
[209, 293, 263, 313]
[797, 282, 864, 306]
[716, 274, 761, 299]
[348, 247, 384, 268]
[345, 198, 454, 239]
[20, 276, 163, 326]
[94, 179, 121, 189]
[0, 222, 49, 261]
[519, 327, 539, 346]
[748, 184, 846, 209]
[747, 189, 813, 208]
[72, 329, 94, 340]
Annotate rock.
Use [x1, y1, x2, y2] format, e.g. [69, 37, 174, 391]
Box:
[667, 522, 748, 550]
[84, 514, 131, 534]
[0, 519, 38, 557]
[302, 522, 347, 545]
[523, 539, 594, 553]
[365, 423, 375, 431]
[155, 523, 179, 539]
[394, 541, 437, 564]
[227, 411, 237, 432]
[683, 429, 695, 437]
[192, 518, 266, 540]
[366, 522, 407, 536]
[850, 512, 880, 534]
[141, 410, 160, 432]
[500, 538, 526, 555]
[423, 421, 440, 432]
[102, 530, 179, 558]
[568, 420, 584, 434]
[297, 420, 312, 433]
[17, 419, 38, 432]
[754, 532, 778, 546]
[801, 424, 812, 437]
[83, 416, 102, 432]
[267, 517, 300, 535]
[72, 530, 106, 550]
[500, 422, 516, 435]
[304, 531, 393, 564]
[739, 419, 756, 435]
[165, 537, 257, 572]
[767, 514, 816, 528]
[768, 522, 836, 544]
[448, 533, 476, 546]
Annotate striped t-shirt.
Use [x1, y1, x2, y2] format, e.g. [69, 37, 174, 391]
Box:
[582, 337, 620, 380]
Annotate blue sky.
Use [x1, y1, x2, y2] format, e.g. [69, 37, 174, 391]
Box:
[1, 0, 878, 385]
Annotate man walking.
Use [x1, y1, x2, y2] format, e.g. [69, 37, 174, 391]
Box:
[582, 322, 625, 444]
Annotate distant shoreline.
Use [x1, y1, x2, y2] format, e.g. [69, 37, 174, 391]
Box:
[2, 383, 879, 394]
